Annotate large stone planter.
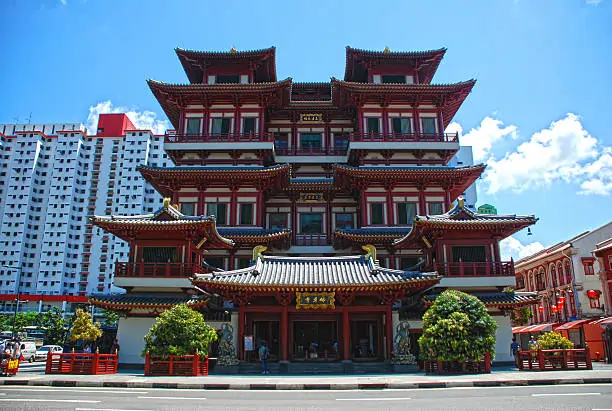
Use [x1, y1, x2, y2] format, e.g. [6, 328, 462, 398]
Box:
[424, 353, 491, 374]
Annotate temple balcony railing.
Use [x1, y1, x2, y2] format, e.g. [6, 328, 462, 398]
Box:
[434, 261, 515, 277]
[274, 147, 348, 156]
[294, 234, 328, 246]
[165, 132, 274, 144]
[352, 131, 459, 143]
[115, 262, 198, 278]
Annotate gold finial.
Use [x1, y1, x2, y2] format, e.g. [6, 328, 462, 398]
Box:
[172, 203, 179, 210]
[457, 197, 465, 209]
[383, 46, 390, 53]
[362, 244, 377, 262]
[163, 197, 171, 209]
[230, 46, 237, 53]
[252, 245, 267, 261]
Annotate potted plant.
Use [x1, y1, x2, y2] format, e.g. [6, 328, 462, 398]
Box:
[419, 290, 497, 373]
[142, 304, 218, 376]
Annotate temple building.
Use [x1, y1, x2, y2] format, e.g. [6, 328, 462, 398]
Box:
[91, 46, 538, 370]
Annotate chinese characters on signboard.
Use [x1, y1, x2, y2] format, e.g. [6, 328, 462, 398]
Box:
[296, 292, 335, 310]
[298, 193, 323, 203]
[300, 113, 323, 122]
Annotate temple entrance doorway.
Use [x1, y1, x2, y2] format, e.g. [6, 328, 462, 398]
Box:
[252, 321, 279, 361]
[351, 320, 381, 361]
[292, 321, 339, 361]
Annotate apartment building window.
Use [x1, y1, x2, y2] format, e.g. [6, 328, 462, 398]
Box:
[207, 203, 228, 225]
[397, 203, 417, 225]
[582, 258, 595, 275]
[370, 203, 385, 225]
[269, 213, 288, 229]
[239, 203, 254, 225]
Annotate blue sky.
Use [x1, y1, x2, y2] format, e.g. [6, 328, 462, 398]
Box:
[1, 0, 611, 259]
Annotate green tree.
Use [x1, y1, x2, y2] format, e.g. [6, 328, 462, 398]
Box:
[69, 309, 102, 342]
[37, 308, 67, 346]
[537, 332, 574, 350]
[101, 309, 119, 327]
[419, 290, 498, 362]
[11, 311, 39, 334]
[143, 304, 218, 358]
[511, 307, 534, 326]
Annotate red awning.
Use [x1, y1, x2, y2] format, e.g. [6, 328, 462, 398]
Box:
[554, 319, 591, 331]
[512, 326, 528, 334]
[519, 323, 554, 334]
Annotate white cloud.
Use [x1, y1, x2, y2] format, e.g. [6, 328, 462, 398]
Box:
[499, 236, 545, 261]
[60, 0, 67, 5]
[86, 100, 170, 135]
[448, 117, 518, 162]
[585, 0, 602, 6]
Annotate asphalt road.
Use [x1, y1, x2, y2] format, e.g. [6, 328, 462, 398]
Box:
[0, 384, 610, 410]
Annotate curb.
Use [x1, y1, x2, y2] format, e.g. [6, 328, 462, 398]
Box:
[1, 378, 611, 390]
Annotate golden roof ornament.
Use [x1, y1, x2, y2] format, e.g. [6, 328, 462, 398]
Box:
[230, 46, 237, 53]
[362, 244, 377, 262]
[383, 46, 391, 53]
[163, 197, 171, 209]
[457, 196, 465, 209]
[252, 245, 267, 261]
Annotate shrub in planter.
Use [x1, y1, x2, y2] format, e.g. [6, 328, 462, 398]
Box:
[419, 290, 498, 363]
[536, 332, 574, 350]
[142, 304, 218, 358]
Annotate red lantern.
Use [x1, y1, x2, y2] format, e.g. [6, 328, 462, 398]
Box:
[538, 305, 544, 312]
[587, 290, 600, 299]
[558, 296, 566, 304]
[551, 305, 558, 313]
[557, 303, 563, 310]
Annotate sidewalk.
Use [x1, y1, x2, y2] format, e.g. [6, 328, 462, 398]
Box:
[2, 363, 612, 390]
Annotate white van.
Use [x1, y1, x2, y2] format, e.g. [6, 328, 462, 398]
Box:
[19, 342, 37, 362]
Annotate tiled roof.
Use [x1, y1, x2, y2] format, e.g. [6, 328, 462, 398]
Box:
[335, 227, 411, 244]
[89, 293, 208, 310]
[193, 255, 439, 291]
[218, 227, 291, 245]
[425, 292, 539, 308]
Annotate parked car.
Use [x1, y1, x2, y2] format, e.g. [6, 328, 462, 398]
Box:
[19, 342, 37, 362]
[35, 345, 63, 361]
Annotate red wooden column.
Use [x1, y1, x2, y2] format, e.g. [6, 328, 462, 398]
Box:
[418, 186, 427, 216]
[238, 308, 244, 361]
[385, 305, 393, 360]
[342, 309, 351, 361]
[281, 305, 288, 361]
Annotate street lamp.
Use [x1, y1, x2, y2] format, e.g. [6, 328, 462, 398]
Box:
[2, 265, 22, 339]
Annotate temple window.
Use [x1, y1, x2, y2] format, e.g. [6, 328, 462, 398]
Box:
[397, 202, 417, 225]
[215, 74, 240, 84]
[239, 203, 254, 225]
[400, 257, 419, 270]
[180, 202, 196, 216]
[207, 203, 228, 225]
[185, 118, 201, 135]
[142, 247, 178, 263]
[381, 74, 408, 84]
[370, 203, 385, 225]
[205, 257, 226, 270]
[300, 213, 323, 234]
[300, 133, 322, 149]
[274, 133, 289, 150]
[589, 294, 601, 309]
[269, 213, 288, 229]
[237, 257, 251, 269]
[420, 117, 437, 134]
[333, 133, 349, 150]
[428, 202, 444, 215]
[451, 246, 487, 263]
[366, 118, 380, 134]
[391, 117, 412, 134]
[242, 117, 256, 134]
[211, 118, 231, 135]
[335, 213, 353, 229]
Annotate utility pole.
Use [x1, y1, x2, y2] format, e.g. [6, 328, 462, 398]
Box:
[2, 265, 22, 339]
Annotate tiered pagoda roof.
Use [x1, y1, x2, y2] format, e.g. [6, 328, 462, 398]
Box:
[90, 199, 234, 248]
[334, 227, 412, 247]
[395, 199, 538, 249]
[218, 227, 291, 247]
[344, 47, 447, 84]
[138, 164, 290, 197]
[89, 293, 210, 312]
[193, 254, 439, 293]
[424, 292, 540, 309]
[175, 47, 277, 84]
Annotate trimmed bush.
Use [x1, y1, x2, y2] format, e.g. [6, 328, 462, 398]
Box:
[536, 332, 574, 350]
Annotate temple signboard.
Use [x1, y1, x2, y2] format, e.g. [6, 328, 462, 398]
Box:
[296, 292, 335, 310]
[300, 113, 323, 122]
[298, 193, 323, 203]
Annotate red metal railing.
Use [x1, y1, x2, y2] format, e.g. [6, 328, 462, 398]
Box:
[115, 262, 197, 278]
[517, 348, 592, 371]
[144, 353, 208, 376]
[166, 132, 274, 143]
[354, 132, 459, 143]
[46, 352, 118, 375]
[294, 234, 328, 246]
[435, 261, 515, 277]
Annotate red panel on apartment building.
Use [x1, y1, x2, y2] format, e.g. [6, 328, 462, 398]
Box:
[96, 113, 136, 137]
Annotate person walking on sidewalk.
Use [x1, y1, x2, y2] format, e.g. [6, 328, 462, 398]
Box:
[259, 341, 270, 374]
[511, 337, 520, 367]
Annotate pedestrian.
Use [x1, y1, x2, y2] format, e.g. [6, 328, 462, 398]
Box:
[12, 341, 22, 362]
[511, 337, 520, 367]
[258, 341, 270, 374]
[0, 340, 5, 353]
[111, 338, 120, 354]
[528, 335, 538, 350]
[83, 344, 92, 354]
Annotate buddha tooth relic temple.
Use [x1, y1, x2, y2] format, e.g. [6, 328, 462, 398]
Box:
[90, 46, 539, 369]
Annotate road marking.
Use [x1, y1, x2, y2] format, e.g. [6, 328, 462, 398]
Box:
[532, 393, 601, 397]
[137, 396, 207, 400]
[592, 409, 612, 410]
[336, 397, 411, 401]
[0, 388, 148, 394]
[0, 399, 101, 403]
[76, 409, 155, 411]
